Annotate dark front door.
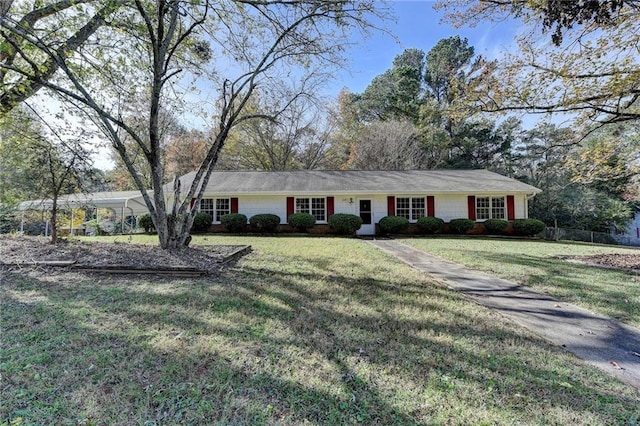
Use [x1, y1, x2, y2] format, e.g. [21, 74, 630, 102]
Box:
[359, 199, 372, 225]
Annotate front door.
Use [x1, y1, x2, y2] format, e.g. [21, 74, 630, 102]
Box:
[357, 199, 375, 235]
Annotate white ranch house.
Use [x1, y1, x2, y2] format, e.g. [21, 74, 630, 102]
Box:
[18, 169, 541, 235]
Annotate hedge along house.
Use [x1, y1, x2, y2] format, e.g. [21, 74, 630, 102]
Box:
[179, 169, 542, 235]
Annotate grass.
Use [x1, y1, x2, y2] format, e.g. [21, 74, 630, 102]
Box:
[400, 237, 640, 328]
[1, 235, 639, 425]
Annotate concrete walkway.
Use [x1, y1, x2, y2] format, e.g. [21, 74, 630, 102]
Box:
[368, 239, 640, 390]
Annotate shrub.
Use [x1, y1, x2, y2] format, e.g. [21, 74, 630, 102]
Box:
[483, 219, 509, 235]
[0, 205, 18, 234]
[220, 213, 247, 233]
[137, 213, 155, 232]
[288, 212, 316, 231]
[84, 218, 107, 236]
[448, 218, 475, 234]
[417, 216, 444, 234]
[328, 213, 363, 235]
[250, 213, 281, 233]
[379, 215, 409, 234]
[191, 212, 213, 232]
[513, 218, 546, 236]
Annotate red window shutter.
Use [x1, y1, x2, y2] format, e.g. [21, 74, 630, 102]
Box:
[468, 196, 476, 221]
[387, 196, 395, 216]
[231, 197, 239, 214]
[507, 195, 515, 220]
[286, 197, 295, 220]
[327, 196, 334, 218]
[427, 196, 435, 217]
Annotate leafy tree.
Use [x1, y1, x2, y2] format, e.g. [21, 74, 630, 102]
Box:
[565, 128, 639, 199]
[342, 37, 497, 170]
[0, 108, 93, 243]
[422, 36, 493, 135]
[0, 0, 113, 113]
[512, 122, 636, 232]
[424, 36, 474, 105]
[538, 0, 632, 45]
[438, 0, 640, 127]
[165, 128, 209, 178]
[354, 48, 426, 122]
[445, 120, 514, 170]
[323, 88, 363, 169]
[0, 1, 386, 249]
[0, 111, 37, 204]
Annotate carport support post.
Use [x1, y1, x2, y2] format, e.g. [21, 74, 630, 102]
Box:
[70, 209, 74, 235]
[121, 206, 125, 234]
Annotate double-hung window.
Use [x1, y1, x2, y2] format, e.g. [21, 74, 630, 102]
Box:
[296, 197, 326, 222]
[476, 196, 505, 220]
[396, 197, 425, 222]
[199, 198, 230, 223]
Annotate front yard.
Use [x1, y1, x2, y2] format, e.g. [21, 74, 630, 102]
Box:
[1, 236, 639, 424]
[401, 237, 640, 328]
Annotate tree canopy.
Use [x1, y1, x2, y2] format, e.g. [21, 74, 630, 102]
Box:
[437, 0, 640, 127]
[0, 0, 387, 248]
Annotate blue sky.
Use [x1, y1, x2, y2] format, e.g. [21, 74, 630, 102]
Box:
[92, 1, 523, 170]
[332, 0, 520, 96]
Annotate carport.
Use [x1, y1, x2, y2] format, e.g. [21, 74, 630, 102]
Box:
[17, 190, 151, 235]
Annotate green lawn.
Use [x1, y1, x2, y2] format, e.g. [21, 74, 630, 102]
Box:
[1, 236, 639, 425]
[400, 237, 640, 328]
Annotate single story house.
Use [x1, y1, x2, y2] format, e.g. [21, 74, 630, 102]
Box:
[16, 169, 541, 236]
[181, 169, 541, 235]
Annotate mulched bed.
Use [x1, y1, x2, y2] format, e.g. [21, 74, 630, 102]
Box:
[0, 235, 249, 275]
[564, 253, 640, 273]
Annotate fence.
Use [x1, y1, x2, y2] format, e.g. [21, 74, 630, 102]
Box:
[542, 227, 622, 245]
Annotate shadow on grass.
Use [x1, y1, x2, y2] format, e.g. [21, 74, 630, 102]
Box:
[439, 248, 640, 325]
[2, 251, 639, 425]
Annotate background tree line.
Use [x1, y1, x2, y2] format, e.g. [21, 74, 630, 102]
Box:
[105, 35, 637, 233]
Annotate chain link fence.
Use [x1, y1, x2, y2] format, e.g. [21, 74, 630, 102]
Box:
[542, 227, 624, 245]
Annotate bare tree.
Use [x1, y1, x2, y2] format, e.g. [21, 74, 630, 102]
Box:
[348, 120, 425, 170]
[0, 107, 93, 243]
[221, 95, 331, 170]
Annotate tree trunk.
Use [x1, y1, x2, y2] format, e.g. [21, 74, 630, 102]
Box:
[50, 194, 58, 244]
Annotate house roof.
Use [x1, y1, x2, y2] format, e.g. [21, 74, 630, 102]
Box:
[16, 169, 540, 216]
[179, 169, 541, 195]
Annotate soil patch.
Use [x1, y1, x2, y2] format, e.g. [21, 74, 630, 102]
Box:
[0, 235, 248, 275]
[565, 253, 640, 272]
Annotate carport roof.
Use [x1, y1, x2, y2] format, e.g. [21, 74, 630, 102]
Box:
[17, 190, 149, 215]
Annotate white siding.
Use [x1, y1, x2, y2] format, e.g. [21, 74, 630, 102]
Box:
[515, 194, 529, 219]
[227, 192, 532, 226]
[236, 195, 287, 223]
[432, 194, 469, 221]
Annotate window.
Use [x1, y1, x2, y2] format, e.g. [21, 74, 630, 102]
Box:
[199, 198, 230, 223]
[476, 196, 505, 220]
[215, 198, 230, 222]
[296, 197, 326, 221]
[396, 197, 425, 222]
